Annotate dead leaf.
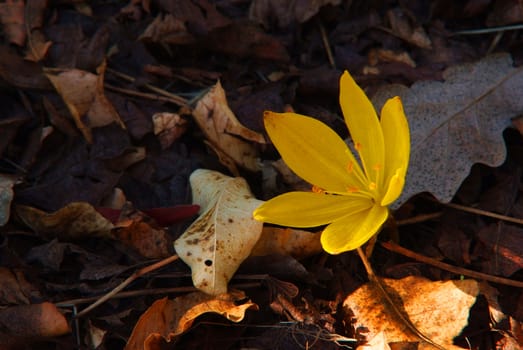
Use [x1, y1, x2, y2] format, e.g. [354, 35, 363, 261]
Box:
[44, 62, 125, 142]
[152, 112, 188, 149]
[139, 13, 194, 44]
[386, 7, 431, 49]
[16, 202, 114, 240]
[192, 81, 265, 174]
[125, 290, 258, 350]
[0, 0, 25, 46]
[174, 169, 264, 295]
[113, 221, 171, 259]
[344, 276, 479, 350]
[0, 268, 39, 305]
[251, 227, 322, 259]
[0, 302, 70, 347]
[0, 174, 17, 226]
[249, 0, 342, 27]
[476, 223, 523, 277]
[373, 54, 518, 207]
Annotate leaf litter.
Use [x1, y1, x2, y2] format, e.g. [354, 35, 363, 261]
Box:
[0, 0, 522, 349]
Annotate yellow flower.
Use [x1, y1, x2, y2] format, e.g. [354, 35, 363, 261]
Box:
[253, 71, 410, 254]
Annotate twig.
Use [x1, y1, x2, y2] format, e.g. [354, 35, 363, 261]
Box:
[318, 20, 336, 69]
[453, 23, 523, 35]
[75, 254, 180, 318]
[105, 83, 186, 105]
[106, 68, 188, 106]
[396, 212, 442, 226]
[56, 282, 262, 308]
[380, 241, 523, 288]
[356, 247, 446, 350]
[440, 201, 523, 226]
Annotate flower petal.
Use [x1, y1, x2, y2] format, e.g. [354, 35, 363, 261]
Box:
[380, 96, 410, 206]
[264, 111, 366, 193]
[320, 204, 389, 254]
[253, 191, 372, 228]
[339, 71, 385, 191]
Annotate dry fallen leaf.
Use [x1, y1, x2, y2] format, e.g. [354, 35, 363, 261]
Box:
[125, 290, 258, 350]
[0, 174, 17, 226]
[152, 112, 188, 149]
[44, 62, 125, 142]
[16, 202, 114, 240]
[373, 54, 519, 207]
[192, 81, 265, 174]
[113, 220, 171, 259]
[249, 0, 342, 27]
[0, 267, 39, 305]
[0, 0, 25, 46]
[344, 276, 479, 350]
[174, 169, 264, 295]
[251, 226, 322, 259]
[0, 302, 71, 348]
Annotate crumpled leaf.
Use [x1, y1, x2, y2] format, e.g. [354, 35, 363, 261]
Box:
[174, 169, 264, 295]
[251, 226, 322, 259]
[0, 302, 71, 348]
[16, 202, 114, 239]
[249, 0, 342, 28]
[373, 54, 518, 207]
[0, 174, 17, 226]
[192, 81, 265, 174]
[0, 267, 39, 305]
[152, 112, 188, 149]
[0, 0, 25, 46]
[344, 276, 479, 350]
[125, 290, 258, 350]
[44, 62, 125, 143]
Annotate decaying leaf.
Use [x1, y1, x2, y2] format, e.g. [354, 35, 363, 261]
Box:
[0, 174, 17, 226]
[192, 81, 265, 174]
[113, 220, 171, 259]
[44, 62, 125, 142]
[152, 112, 188, 149]
[373, 54, 519, 207]
[0, 302, 71, 347]
[0, 267, 39, 305]
[125, 290, 258, 350]
[251, 226, 322, 259]
[249, 0, 342, 27]
[344, 276, 479, 350]
[0, 0, 25, 46]
[16, 202, 114, 240]
[174, 169, 264, 295]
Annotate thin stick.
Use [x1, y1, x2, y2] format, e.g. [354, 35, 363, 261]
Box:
[356, 248, 445, 350]
[318, 20, 336, 69]
[106, 68, 188, 106]
[381, 241, 523, 288]
[441, 202, 523, 226]
[75, 254, 180, 318]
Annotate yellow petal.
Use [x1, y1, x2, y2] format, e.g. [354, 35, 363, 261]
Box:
[264, 111, 366, 193]
[380, 169, 405, 206]
[253, 191, 372, 228]
[320, 204, 389, 254]
[339, 71, 385, 190]
[380, 96, 410, 205]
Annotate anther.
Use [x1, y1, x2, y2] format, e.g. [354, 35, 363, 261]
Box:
[312, 185, 325, 194]
[346, 186, 359, 193]
[346, 162, 354, 173]
[368, 182, 377, 190]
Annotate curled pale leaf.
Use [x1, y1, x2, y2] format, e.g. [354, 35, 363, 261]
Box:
[174, 169, 264, 295]
[192, 81, 265, 173]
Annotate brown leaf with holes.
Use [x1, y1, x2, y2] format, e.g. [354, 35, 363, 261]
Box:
[125, 290, 258, 350]
[174, 169, 264, 295]
[44, 62, 125, 142]
[192, 81, 265, 174]
[16, 202, 114, 240]
[344, 276, 479, 350]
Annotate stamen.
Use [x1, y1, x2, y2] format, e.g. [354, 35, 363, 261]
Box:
[346, 162, 354, 173]
[354, 142, 362, 151]
[373, 164, 382, 171]
[368, 182, 377, 190]
[346, 186, 359, 193]
[312, 185, 325, 194]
